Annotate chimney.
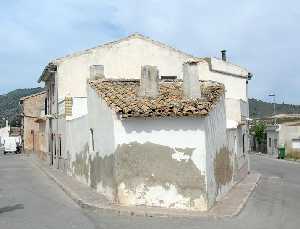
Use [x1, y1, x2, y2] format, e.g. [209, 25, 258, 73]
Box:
[183, 61, 202, 99]
[138, 65, 159, 98]
[90, 65, 104, 80]
[221, 50, 227, 61]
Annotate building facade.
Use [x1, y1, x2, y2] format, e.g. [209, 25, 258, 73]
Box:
[20, 91, 47, 159]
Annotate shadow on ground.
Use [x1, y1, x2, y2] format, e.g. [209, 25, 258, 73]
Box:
[0, 204, 24, 214]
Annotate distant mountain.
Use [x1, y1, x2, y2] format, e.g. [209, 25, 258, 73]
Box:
[0, 87, 44, 127]
[0, 87, 299, 127]
[249, 98, 300, 119]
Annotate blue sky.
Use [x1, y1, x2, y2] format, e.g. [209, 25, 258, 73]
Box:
[0, 0, 299, 104]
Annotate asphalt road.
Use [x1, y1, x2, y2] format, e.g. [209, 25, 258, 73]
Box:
[1, 153, 300, 229]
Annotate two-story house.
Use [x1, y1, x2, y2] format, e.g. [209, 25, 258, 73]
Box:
[37, 34, 252, 205]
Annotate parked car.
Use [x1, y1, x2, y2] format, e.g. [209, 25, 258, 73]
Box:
[3, 137, 19, 154]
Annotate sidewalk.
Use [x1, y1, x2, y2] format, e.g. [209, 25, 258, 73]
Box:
[28, 155, 261, 218]
[252, 152, 300, 164]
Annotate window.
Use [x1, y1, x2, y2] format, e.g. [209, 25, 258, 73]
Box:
[269, 138, 272, 147]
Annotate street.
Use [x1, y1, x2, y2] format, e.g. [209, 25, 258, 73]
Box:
[1, 154, 300, 229]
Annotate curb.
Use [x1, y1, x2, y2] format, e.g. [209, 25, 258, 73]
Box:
[30, 157, 261, 219]
[252, 153, 300, 165]
[231, 173, 261, 217]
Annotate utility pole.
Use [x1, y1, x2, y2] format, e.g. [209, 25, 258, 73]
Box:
[269, 93, 276, 124]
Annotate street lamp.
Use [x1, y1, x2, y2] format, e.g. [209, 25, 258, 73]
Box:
[268, 93, 276, 115]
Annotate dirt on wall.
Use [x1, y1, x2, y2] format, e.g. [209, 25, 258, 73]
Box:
[89, 152, 115, 193]
[70, 144, 115, 196]
[71, 143, 90, 183]
[214, 147, 233, 186]
[114, 141, 206, 205]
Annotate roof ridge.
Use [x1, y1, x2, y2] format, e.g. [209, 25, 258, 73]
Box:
[53, 33, 198, 63]
[20, 91, 46, 101]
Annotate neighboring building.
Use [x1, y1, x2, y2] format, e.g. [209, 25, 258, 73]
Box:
[37, 34, 252, 210]
[20, 91, 47, 159]
[265, 114, 300, 156]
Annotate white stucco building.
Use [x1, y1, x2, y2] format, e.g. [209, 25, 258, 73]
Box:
[37, 33, 252, 210]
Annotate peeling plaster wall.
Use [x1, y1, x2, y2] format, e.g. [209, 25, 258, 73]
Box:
[65, 115, 89, 185]
[64, 83, 242, 211]
[227, 128, 249, 184]
[113, 112, 209, 210]
[203, 96, 234, 208]
[86, 86, 116, 201]
[64, 86, 117, 202]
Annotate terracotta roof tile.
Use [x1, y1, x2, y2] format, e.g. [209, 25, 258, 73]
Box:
[89, 79, 224, 119]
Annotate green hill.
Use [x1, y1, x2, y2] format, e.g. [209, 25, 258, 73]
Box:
[0, 87, 299, 127]
[0, 87, 44, 127]
[249, 98, 300, 118]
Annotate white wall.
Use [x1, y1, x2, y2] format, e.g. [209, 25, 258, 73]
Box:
[65, 115, 89, 183]
[203, 97, 235, 207]
[114, 117, 207, 173]
[87, 86, 117, 200]
[113, 116, 207, 210]
[278, 123, 300, 152]
[56, 36, 194, 100]
[225, 99, 249, 123]
[58, 97, 88, 120]
[209, 58, 249, 78]
[112, 96, 236, 210]
[87, 87, 116, 157]
[198, 60, 248, 101]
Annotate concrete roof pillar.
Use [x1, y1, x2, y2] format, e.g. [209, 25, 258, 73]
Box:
[138, 65, 159, 98]
[90, 65, 105, 80]
[183, 61, 202, 99]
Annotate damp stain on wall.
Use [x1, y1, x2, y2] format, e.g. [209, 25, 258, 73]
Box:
[114, 141, 206, 206]
[214, 146, 233, 186]
[89, 152, 115, 193]
[71, 143, 89, 183]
